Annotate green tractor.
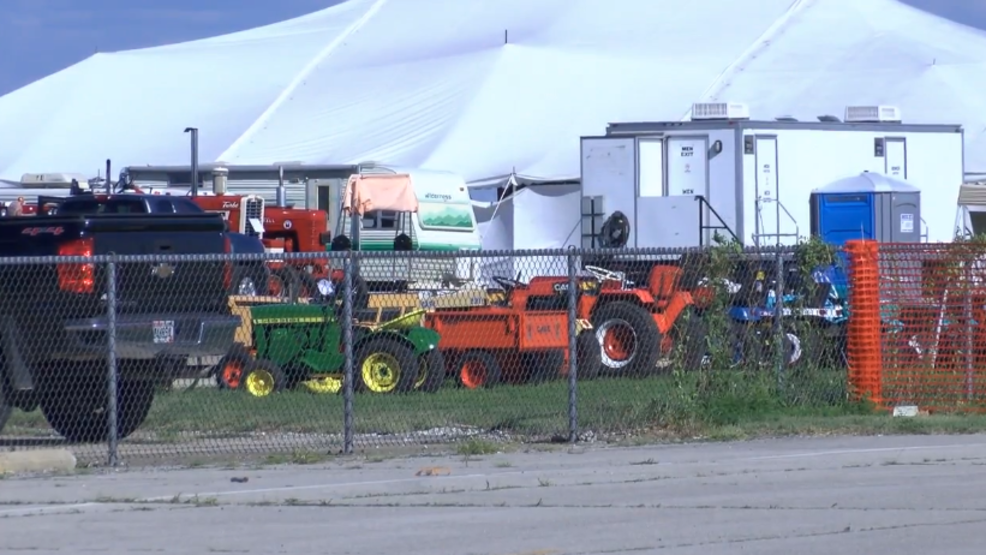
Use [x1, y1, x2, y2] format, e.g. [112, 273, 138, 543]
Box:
[217, 294, 445, 397]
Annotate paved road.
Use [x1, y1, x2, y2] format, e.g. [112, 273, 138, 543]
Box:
[2, 435, 986, 554]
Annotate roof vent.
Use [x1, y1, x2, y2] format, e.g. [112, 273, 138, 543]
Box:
[817, 115, 841, 123]
[775, 115, 798, 122]
[690, 102, 750, 121]
[845, 105, 902, 123]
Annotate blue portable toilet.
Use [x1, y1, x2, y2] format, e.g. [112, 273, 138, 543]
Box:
[809, 171, 921, 247]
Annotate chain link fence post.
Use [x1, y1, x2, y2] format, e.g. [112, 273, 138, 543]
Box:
[773, 249, 786, 390]
[105, 258, 120, 467]
[342, 251, 355, 455]
[566, 247, 579, 443]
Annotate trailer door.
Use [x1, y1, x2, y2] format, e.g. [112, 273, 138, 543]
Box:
[666, 136, 708, 196]
[884, 137, 907, 178]
[754, 136, 780, 246]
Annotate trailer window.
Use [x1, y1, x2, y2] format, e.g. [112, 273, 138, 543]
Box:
[361, 210, 397, 229]
[417, 202, 475, 232]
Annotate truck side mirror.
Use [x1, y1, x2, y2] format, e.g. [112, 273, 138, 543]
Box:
[318, 231, 332, 246]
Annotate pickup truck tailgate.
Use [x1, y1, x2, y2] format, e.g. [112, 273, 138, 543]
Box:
[93, 218, 228, 314]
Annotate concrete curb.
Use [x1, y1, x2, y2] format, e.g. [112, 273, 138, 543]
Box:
[0, 449, 77, 475]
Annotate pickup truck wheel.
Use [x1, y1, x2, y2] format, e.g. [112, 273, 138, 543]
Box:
[355, 337, 420, 394]
[40, 377, 154, 443]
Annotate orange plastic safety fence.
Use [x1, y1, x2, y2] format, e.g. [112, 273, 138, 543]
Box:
[877, 243, 986, 411]
[845, 240, 883, 406]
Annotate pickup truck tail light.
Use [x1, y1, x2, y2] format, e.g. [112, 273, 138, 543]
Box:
[57, 238, 95, 294]
[223, 235, 232, 290]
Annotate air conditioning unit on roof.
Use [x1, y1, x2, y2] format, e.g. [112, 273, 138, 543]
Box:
[691, 102, 750, 121]
[19, 172, 87, 186]
[845, 105, 902, 123]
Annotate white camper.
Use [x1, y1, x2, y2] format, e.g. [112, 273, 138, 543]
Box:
[580, 103, 964, 248]
[124, 162, 482, 286]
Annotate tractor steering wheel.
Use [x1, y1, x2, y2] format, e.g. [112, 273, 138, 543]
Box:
[584, 265, 624, 283]
[492, 275, 524, 291]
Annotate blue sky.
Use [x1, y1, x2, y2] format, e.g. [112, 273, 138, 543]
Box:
[2, 0, 986, 96]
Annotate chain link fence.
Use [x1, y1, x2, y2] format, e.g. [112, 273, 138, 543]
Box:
[845, 240, 986, 411]
[0, 246, 863, 465]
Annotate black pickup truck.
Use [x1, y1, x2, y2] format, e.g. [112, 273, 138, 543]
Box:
[0, 193, 251, 442]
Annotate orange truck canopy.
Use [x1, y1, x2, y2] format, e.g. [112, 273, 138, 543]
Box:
[343, 174, 418, 216]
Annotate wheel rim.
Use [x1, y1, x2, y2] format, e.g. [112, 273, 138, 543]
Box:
[221, 361, 244, 389]
[785, 333, 803, 365]
[460, 360, 486, 389]
[245, 369, 275, 397]
[361, 353, 401, 393]
[237, 277, 258, 296]
[596, 319, 636, 368]
[302, 376, 343, 394]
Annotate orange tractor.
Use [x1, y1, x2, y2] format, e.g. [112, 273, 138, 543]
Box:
[427, 263, 699, 388]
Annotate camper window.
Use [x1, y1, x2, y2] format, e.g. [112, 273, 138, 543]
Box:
[360, 210, 398, 229]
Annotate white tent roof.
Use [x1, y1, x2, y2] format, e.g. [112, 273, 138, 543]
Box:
[2, 0, 986, 184]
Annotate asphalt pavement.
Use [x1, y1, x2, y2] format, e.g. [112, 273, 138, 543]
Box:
[2, 434, 986, 554]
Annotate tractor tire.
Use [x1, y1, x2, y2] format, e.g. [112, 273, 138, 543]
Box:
[591, 301, 661, 377]
[576, 331, 602, 381]
[355, 336, 420, 394]
[240, 360, 288, 397]
[416, 349, 447, 393]
[457, 350, 502, 389]
[216, 344, 253, 391]
[524, 350, 566, 384]
[40, 374, 154, 443]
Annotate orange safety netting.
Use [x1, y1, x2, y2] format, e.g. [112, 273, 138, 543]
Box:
[847, 240, 986, 412]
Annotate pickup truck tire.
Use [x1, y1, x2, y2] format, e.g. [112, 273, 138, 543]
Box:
[40, 375, 154, 443]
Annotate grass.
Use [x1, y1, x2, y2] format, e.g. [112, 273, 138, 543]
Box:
[8, 368, 986, 444]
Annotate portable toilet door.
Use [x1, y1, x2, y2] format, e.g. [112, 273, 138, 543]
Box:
[809, 171, 921, 247]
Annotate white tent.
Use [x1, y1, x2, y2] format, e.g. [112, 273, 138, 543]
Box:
[474, 184, 582, 280]
[2, 0, 986, 185]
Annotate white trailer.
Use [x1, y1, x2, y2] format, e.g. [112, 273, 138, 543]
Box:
[580, 103, 964, 248]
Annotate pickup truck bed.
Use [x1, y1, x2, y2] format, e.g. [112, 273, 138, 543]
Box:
[0, 195, 243, 442]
